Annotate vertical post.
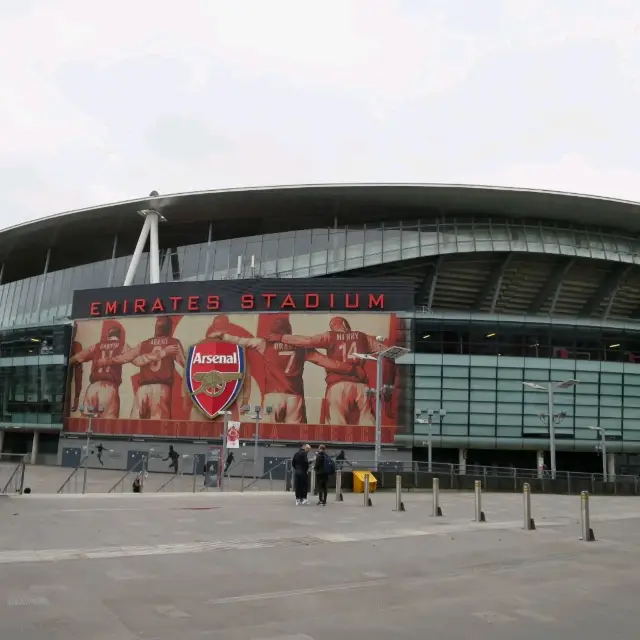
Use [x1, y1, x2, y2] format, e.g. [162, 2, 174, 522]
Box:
[107, 234, 118, 286]
[474, 480, 486, 522]
[364, 473, 371, 507]
[35, 247, 51, 317]
[202, 221, 213, 280]
[82, 415, 91, 494]
[536, 450, 545, 478]
[18, 456, 26, 494]
[427, 420, 433, 473]
[548, 385, 557, 480]
[123, 215, 151, 286]
[148, 212, 160, 284]
[394, 474, 405, 511]
[30, 431, 39, 465]
[374, 353, 383, 471]
[310, 467, 316, 496]
[458, 448, 466, 475]
[138, 457, 146, 493]
[601, 432, 608, 482]
[607, 452, 615, 482]
[220, 413, 229, 492]
[335, 469, 343, 501]
[580, 491, 596, 541]
[523, 483, 535, 530]
[192, 455, 197, 493]
[432, 477, 442, 516]
[253, 411, 260, 479]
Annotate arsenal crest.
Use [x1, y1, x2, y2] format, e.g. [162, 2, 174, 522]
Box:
[186, 341, 246, 419]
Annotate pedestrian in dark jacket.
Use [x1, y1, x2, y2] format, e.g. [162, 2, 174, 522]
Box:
[292, 444, 311, 505]
[314, 444, 329, 506]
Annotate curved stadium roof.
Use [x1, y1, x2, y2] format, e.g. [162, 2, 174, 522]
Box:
[4, 182, 640, 247]
[4, 183, 640, 323]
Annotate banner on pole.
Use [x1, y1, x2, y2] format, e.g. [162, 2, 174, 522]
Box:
[227, 420, 241, 449]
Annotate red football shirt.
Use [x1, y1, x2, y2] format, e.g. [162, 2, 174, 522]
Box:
[89, 339, 125, 385]
[138, 336, 181, 386]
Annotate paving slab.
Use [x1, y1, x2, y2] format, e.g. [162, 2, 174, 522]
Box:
[1, 489, 639, 638]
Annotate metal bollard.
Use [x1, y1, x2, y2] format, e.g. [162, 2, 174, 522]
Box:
[580, 491, 596, 541]
[364, 473, 372, 507]
[523, 483, 535, 530]
[474, 480, 486, 522]
[310, 468, 316, 496]
[335, 469, 344, 501]
[394, 475, 406, 512]
[432, 477, 442, 516]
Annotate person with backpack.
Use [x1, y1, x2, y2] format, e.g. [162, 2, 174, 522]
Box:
[292, 444, 311, 505]
[314, 444, 335, 506]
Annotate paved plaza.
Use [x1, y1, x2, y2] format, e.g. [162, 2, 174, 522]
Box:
[1, 488, 640, 639]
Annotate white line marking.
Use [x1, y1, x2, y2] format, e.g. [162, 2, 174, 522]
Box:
[208, 580, 387, 605]
[0, 511, 636, 566]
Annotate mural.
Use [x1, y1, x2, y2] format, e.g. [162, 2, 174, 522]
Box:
[64, 312, 402, 443]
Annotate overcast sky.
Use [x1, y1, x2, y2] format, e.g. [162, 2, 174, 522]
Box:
[1, 0, 639, 227]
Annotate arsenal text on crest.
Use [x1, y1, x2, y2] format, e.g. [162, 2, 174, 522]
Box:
[191, 352, 238, 365]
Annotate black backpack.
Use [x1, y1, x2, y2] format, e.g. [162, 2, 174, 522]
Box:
[323, 455, 336, 475]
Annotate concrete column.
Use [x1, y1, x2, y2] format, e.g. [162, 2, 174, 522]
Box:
[536, 450, 545, 478]
[123, 215, 151, 286]
[148, 212, 160, 283]
[607, 452, 616, 480]
[0, 429, 4, 455]
[458, 448, 467, 475]
[30, 431, 39, 465]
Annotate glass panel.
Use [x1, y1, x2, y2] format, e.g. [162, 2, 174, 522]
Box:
[213, 240, 231, 279]
[310, 229, 329, 269]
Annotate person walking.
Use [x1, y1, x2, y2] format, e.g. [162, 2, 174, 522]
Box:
[292, 444, 311, 505]
[164, 446, 180, 474]
[314, 445, 329, 506]
[335, 449, 352, 469]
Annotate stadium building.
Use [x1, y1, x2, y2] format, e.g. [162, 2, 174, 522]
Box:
[2, 183, 640, 477]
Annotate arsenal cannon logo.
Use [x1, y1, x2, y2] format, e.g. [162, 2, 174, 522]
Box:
[186, 340, 246, 419]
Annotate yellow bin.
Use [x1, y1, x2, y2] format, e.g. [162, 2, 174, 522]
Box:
[353, 470, 377, 493]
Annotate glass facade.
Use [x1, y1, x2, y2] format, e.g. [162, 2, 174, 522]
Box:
[414, 354, 640, 451]
[415, 320, 640, 363]
[1, 217, 640, 330]
[0, 326, 68, 428]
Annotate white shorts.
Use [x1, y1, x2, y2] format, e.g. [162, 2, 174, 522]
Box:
[263, 393, 305, 423]
[325, 381, 375, 426]
[131, 383, 172, 420]
[83, 381, 120, 419]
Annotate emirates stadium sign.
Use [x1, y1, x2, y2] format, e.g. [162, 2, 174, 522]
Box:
[71, 278, 415, 318]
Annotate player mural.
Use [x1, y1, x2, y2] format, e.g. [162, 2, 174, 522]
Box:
[64, 312, 403, 444]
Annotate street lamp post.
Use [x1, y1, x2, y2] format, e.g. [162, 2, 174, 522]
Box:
[588, 425, 607, 482]
[416, 409, 447, 472]
[242, 405, 273, 479]
[220, 411, 231, 492]
[522, 379, 580, 480]
[354, 343, 410, 471]
[79, 405, 103, 495]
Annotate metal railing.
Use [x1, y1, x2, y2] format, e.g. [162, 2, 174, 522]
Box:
[198, 458, 246, 492]
[56, 456, 89, 494]
[241, 458, 290, 493]
[0, 454, 27, 494]
[328, 459, 640, 496]
[155, 470, 187, 492]
[108, 458, 146, 493]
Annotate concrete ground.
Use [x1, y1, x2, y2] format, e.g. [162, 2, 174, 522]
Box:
[1, 489, 640, 639]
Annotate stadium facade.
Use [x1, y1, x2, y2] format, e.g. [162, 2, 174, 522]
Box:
[2, 183, 640, 477]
